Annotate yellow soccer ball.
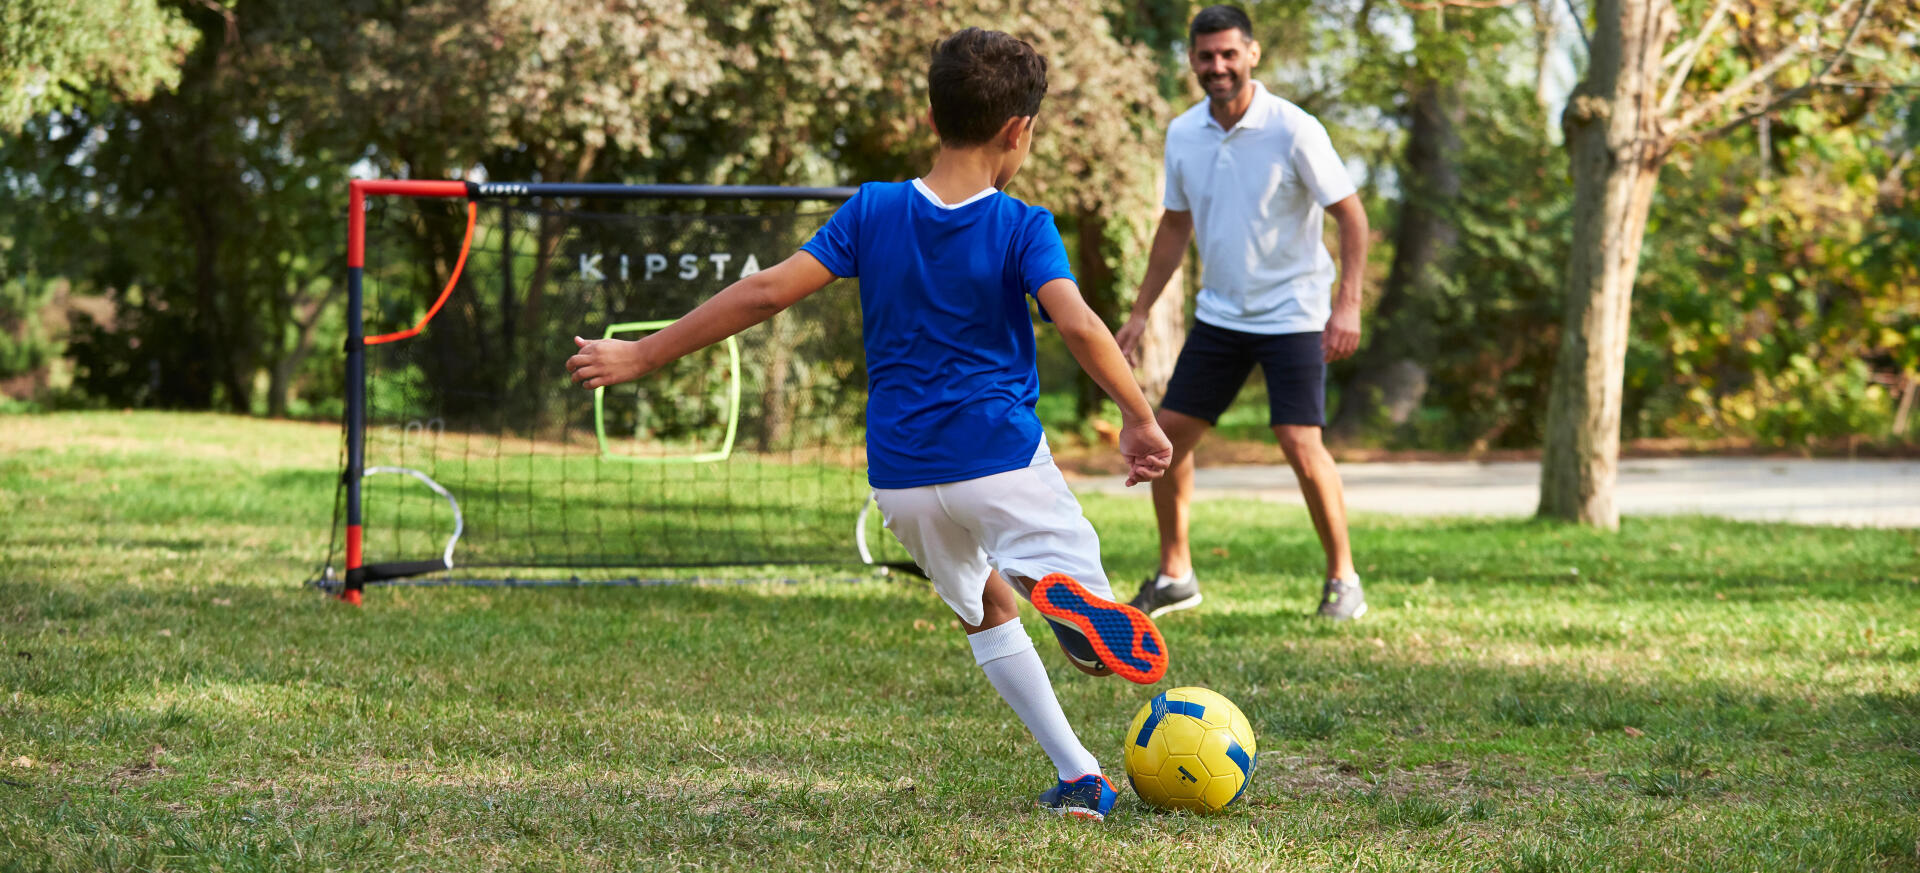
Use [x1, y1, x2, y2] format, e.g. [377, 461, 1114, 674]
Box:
[1123, 686, 1257, 813]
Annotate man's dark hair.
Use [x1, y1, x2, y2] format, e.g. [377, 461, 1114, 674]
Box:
[1189, 5, 1255, 44]
[927, 28, 1049, 147]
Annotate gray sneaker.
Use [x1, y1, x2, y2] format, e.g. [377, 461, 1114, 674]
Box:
[1316, 576, 1367, 620]
[1128, 573, 1202, 618]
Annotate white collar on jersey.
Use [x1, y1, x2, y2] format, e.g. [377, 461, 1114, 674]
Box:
[912, 178, 998, 210]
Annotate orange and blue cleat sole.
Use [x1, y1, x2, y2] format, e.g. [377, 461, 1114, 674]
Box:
[1030, 573, 1168, 685]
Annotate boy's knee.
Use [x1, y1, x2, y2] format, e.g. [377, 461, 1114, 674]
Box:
[966, 572, 1022, 632]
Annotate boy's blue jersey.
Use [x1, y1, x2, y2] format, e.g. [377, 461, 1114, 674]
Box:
[801, 180, 1075, 489]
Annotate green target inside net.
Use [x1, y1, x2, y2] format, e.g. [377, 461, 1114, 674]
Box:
[593, 320, 741, 464]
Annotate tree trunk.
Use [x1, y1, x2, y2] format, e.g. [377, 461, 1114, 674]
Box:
[757, 313, 794, 452]
[1529, 0, 1560, 139]
[1537, 0, 1675, 528]
[1074, 212, 1120, 420]
[1328, 67, 1461, 443]
[1134, 253, 1185, 407]
[266, 278, 341, 418]
[1133, 175, 1188, 406]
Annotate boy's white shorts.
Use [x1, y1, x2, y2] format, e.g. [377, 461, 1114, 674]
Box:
[873, 452, 1112, 627]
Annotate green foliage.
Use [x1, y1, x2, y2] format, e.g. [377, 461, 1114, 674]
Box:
[1, 0, 1913, 451]
[1632, 86, 1920, 447]
[1405, 105, 1570, 450]
[0, 0, 197, 132]
[1318, 3, 1575, 450]
[2, 1, 350, 413]
[0, 275, 58, 379]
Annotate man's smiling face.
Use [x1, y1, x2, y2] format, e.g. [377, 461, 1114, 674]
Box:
[1189, 28, 1259, 103]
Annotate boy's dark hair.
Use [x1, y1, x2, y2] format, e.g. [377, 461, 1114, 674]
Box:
[1189, 5, 1254, 43]
[928, 28, 1049, 147]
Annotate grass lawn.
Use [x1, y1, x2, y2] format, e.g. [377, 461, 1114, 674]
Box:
[3, 411, 1917, 871]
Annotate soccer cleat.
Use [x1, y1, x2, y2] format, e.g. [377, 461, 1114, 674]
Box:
[1127, 573, 1203, 618]
[1030, 573, 1168, 685]
[1043, 619, 1110, 675]
[1037, 773, 1118, 821]
[1316, 576, 1368, 620]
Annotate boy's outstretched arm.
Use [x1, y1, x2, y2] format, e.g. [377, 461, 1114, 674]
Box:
[567, 253, 837, 390]
[1034, 278, 1173, 487]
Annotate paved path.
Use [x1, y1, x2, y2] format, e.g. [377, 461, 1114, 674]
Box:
[1075, 457, 1920, 528]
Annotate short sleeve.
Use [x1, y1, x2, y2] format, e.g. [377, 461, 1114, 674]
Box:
[1161, 132, 1190, 211]
[1291, 119, 1357, 208]
[799, 187, 863, 277]
[1019, 208, 1076, 323]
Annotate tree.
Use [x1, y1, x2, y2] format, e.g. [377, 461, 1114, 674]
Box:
[1539, 0, 1912, 527]
[1330, 7, 1468, 442]
[1630, 87, 1920, 447]
[661, 1, 1174, 422]
[0, 0, 198, 133]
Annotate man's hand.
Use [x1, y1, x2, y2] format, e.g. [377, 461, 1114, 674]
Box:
[566, 336, 651, 389]
[1322, 301, 1361, 363]
[1114, 314, 1148, 368]
[1119, 417, 1173, 487]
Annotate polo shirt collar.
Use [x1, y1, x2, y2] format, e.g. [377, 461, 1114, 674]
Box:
[1204, 80, 1276, 133]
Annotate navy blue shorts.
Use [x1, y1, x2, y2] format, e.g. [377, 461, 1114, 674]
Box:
[1161, 322, 1325, 427]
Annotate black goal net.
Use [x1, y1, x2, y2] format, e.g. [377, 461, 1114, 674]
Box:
[315, 183, 914, 594]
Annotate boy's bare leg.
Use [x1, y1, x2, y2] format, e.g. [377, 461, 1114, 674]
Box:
[963, 570, 1101, 781]
[1273, 424, 1355, 581]
[961, 570, 1024, 634]
[1151, 409, 1214, 578]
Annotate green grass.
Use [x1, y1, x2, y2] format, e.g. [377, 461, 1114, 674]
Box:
[3, 411, 1918, 871]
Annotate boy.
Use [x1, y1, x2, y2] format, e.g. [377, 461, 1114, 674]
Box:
[567, 27, 1173, 822]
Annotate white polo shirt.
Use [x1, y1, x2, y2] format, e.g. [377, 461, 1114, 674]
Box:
[1164, 80, 1356, 335]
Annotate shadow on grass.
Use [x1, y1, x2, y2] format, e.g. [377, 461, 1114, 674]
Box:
[5, 567, 1918, 870]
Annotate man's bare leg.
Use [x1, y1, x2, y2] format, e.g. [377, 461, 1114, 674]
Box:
[1273, 424, 1355, 581]
[1151, 409, 1214, 578]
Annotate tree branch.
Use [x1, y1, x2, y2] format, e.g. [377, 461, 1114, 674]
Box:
[1671, 0, 1876, 140]
[1562, 0, 1590, 53]
[1399, 0, 1522, 10]
[194, 0, 239, 46]
[1658, 0, 1733, 114]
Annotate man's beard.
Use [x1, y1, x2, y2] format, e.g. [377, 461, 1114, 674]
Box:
[1204, 73, 1241, 98]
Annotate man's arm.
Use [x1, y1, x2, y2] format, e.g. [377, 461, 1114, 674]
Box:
[1113, 209, 1194, 366]
[1322, 194, 1368, 363]
[1035, 278, 1172, 487]
[567, 252, 837, 389]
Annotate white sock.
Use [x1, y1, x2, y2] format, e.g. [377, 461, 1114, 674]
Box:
[968, 619, 1101, 781]
[1154, 570, 1193, 588]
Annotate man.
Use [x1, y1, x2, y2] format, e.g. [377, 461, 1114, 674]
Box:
[1115, 4, 1372, 620]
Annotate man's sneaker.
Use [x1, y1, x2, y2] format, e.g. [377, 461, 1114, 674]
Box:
[1030, 573, 1167, 685]
[1037, 773, 1118, 821]
[1316, 576, 1367, 620]
[1128, 572, 1203, 618]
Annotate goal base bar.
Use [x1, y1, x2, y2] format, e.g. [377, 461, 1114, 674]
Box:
[312, 564, 924, 593]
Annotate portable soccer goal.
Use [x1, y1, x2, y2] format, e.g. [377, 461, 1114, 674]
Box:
[312, 179, 916, 604]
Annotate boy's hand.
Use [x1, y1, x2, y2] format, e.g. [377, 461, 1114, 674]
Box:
[566, 336, 651, 389]
[1119, 418, 1172, 487]
[1114, 315, 1148, 368]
